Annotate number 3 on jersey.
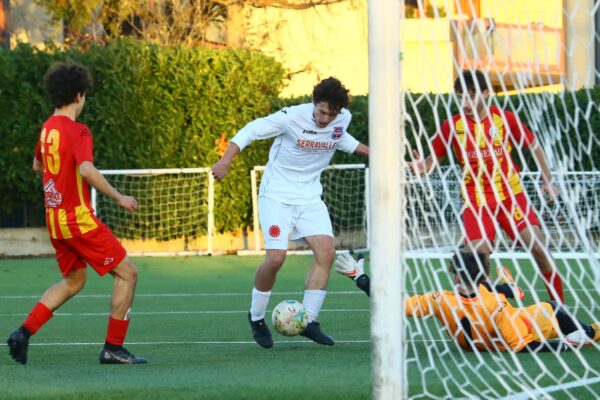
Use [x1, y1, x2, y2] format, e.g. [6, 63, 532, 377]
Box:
[40, 128, 61, 174]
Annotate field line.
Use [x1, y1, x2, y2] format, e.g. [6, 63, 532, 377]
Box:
[0, 339, 374, 346]
[0, 308, 370, 317]
[0, 291, 363, 300]
[502, 376, 600, 400]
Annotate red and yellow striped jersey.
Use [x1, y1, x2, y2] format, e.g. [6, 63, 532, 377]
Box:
[35, 115, 100, 239]
[431, 107, 535, 206]
[405, 285, 537, 352]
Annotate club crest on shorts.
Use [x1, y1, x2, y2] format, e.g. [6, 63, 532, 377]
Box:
[104, 257, 114, 266]
[489, 125, 499, 138]
[332, 127, 343, 140]
[268, 225, 281, 238]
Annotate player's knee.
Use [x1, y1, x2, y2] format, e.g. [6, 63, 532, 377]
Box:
[65, 274, 86, 296]
[264, 251, 286, 270]
[113, 257, 138, 283]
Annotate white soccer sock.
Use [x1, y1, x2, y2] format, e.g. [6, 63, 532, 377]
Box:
[250, 287, 271, 321]
[303, 289, 327, 323]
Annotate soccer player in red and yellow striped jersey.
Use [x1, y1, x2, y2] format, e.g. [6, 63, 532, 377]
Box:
[6, 61, 146, 365]
[409, 69, 564, 303]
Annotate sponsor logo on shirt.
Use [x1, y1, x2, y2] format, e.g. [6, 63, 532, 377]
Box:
[295, 139, 338, 151]
[303, 129, 318, 135]
[268, 225, 281, 238]
[466, 147, 503, 160]
[332, 127, 344, 140]
[43, 179, 63, 208]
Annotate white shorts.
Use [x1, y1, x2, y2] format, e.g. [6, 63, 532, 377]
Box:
[258, 197, 333, 250]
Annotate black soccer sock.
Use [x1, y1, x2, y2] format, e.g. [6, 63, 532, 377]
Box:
[356, 274, 370, 297]
[18, 326, 32, 340]
[104, 342, 123, 352]
[550, 301, 595, 338]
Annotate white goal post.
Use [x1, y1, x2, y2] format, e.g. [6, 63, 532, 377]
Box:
[238, 163, 371, 256]
[91, 168, 214, 256]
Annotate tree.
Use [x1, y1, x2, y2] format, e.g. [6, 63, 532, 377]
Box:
[36, 0, 349, 48]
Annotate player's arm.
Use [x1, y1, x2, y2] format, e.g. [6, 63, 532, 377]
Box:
[212, 142, 240, 181]
[353, 143, 369, 157]
[334, 253, 370, 296]
[505, 111, 559, 202]
[79, 161, 138, 212]
[408, 121, 450, 176]
[408, 150, 444, 175]
[529, 140, 559, 202]
[32, 158, 43, 177]
[33, 140, 43, 177]
[211, 109, 288, 181]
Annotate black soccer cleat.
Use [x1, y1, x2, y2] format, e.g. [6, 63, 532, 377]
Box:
[99, 347, 148, 364]
[248, 312, 273, 349]
[7, 329, 30, 365]
[300, 321, 335, 346]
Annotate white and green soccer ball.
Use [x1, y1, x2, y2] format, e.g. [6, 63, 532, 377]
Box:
[271, 300, 308, 336]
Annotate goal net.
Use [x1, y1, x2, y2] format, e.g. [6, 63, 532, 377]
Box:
[240, 164, 369, 254]
[372, 0, 600, 398]
[91, 168, 214, 256]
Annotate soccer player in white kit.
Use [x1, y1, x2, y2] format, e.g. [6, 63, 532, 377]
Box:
[212, 77, 369, 348]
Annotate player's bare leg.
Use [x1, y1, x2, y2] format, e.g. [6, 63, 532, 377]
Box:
[300, 235, 335, 346]
[99, 257, 146, 364]
[7, 268, 87, 364]
[248, 250, 287, 348]
[40, 268, 87, 310]
[254, 250, 287, 291]
[519, 225, 564, 302]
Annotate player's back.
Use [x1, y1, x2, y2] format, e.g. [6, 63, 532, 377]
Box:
[36, 115, 100, 239]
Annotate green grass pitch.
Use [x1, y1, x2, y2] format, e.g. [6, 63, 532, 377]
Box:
[0, 255, 599, 399]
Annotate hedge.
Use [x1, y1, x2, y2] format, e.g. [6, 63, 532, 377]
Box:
[0, 39, 285, 232]
[1, 40, 599, 232]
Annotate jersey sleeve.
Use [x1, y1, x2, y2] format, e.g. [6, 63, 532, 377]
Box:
[430, 119, 452, 158]
[231, 108, 289, 151]
[72, 126, 94, 165]
[503, 110, 535, 148]
[337, 131, 360, 153]
[405, 292, 439, 317]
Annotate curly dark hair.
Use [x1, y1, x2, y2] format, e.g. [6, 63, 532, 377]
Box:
[44, 61, 93, 109]
[453, 69, 488, 93]
[449, 250, 489, 286]
[312, 77, 350, 113]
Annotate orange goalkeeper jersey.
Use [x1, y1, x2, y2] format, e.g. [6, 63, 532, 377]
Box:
[405, 285, 551, 352]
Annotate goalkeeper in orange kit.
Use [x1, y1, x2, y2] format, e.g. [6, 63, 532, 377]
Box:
[335, 251, 600, 352]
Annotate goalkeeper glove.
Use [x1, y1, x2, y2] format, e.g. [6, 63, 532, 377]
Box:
[334, 253, 365, 281]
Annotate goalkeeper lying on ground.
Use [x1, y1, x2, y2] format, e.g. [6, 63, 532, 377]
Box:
[335, 251, 600, 352]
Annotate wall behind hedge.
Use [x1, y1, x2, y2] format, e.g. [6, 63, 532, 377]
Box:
[1, 40, 598, 232]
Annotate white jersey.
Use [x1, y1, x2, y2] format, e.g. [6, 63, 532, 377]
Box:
[231, 103, 360, 205]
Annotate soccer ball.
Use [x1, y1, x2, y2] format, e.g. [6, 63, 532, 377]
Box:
[271, 300, 308, 336]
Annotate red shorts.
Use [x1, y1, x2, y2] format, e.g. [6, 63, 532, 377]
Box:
[462, 192, 540, 243]
[50, 222, 127, 277]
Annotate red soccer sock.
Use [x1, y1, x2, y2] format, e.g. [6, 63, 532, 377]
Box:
[22, 302, 54, 334]
[543, 271, 564, 303]
[105, 316, 131, 346]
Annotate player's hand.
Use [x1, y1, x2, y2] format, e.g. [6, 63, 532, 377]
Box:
[542, 181, 559, 203]
[407, 149, 427, 176]
[334, 253, 364, 281]
[211, 159, 230, 181]
[118, 195, 138, 213]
